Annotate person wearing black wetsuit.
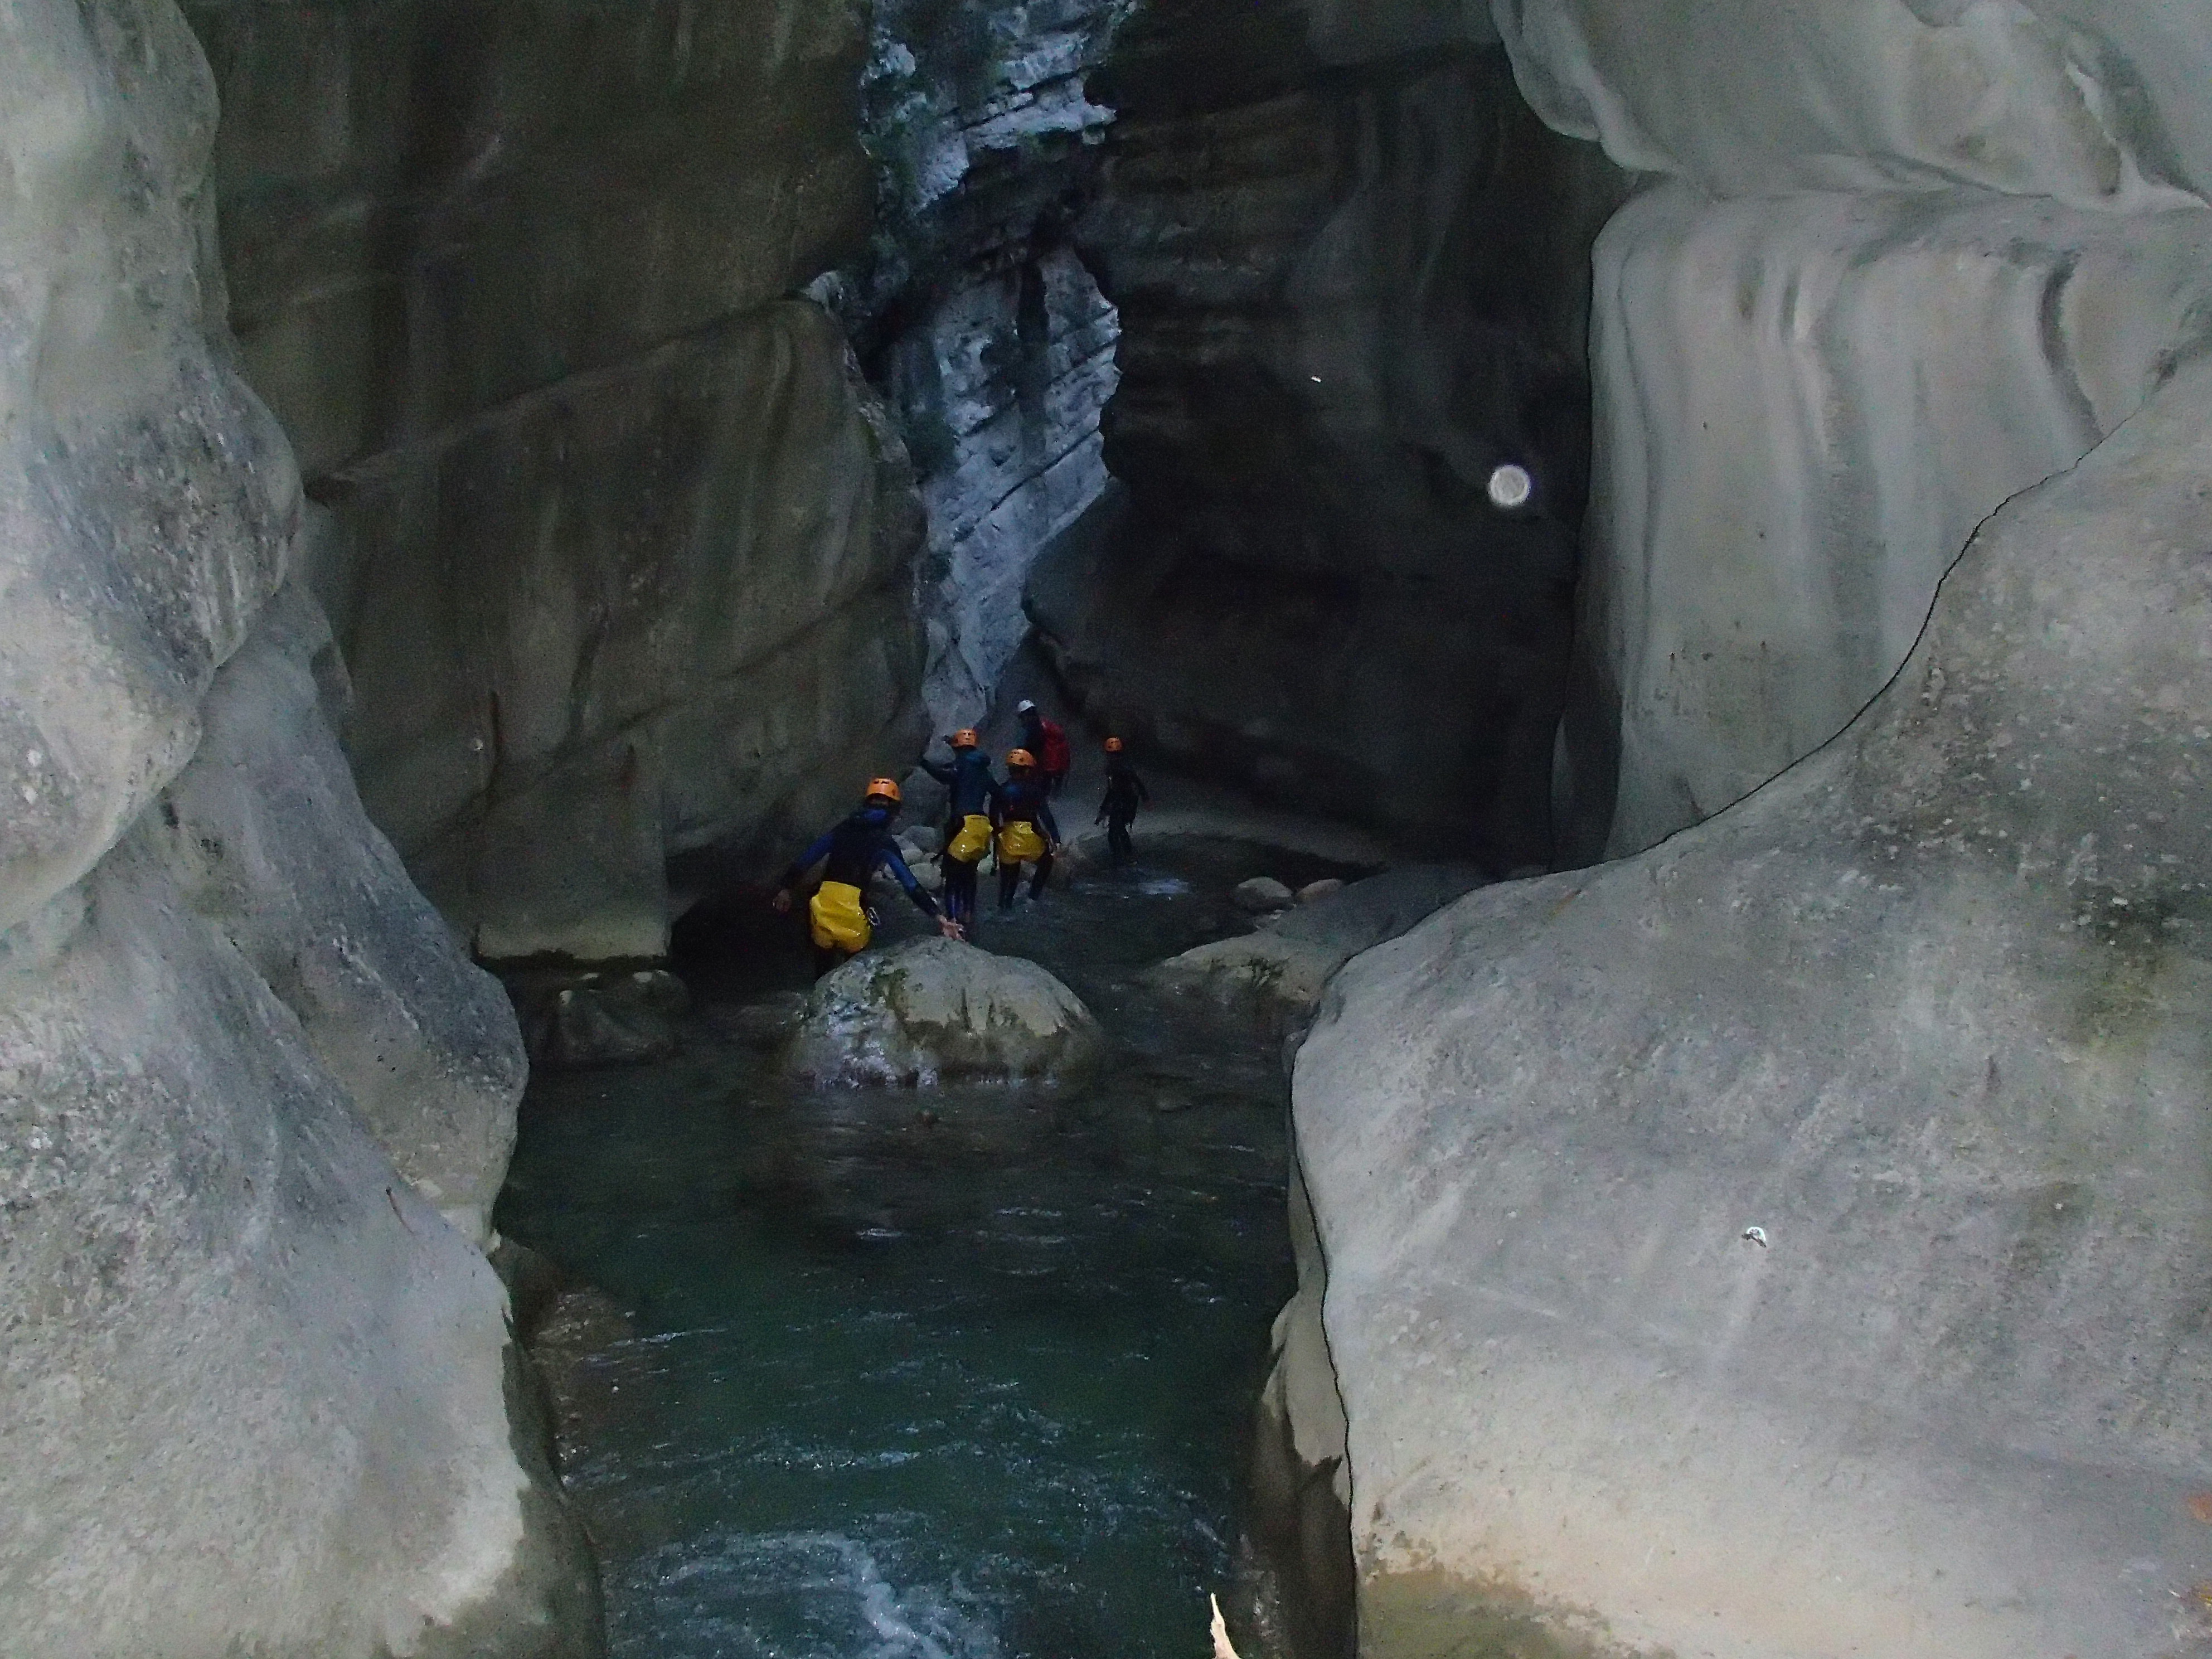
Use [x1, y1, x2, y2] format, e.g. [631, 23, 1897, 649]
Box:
[773, 779, 959, 976]
[993, 753, 1062, 910]
[1096, 738, 1150, 866]
[918, 730, 1000, 929]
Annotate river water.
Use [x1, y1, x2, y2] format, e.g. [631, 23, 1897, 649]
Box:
[496, 845, 1347, 1659]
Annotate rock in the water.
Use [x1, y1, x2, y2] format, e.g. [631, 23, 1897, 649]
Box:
[900, 825, 944, 860]
[1233, 877, 1297, 914]
[1294, 358, 2212, 1659]
[1296, 879, 1345, 905]
[709, 990, 813, 1053]
[518, 971, 689, 1070]
[785, 938, 1103, 1087]
[1153, 867, 1486, 1026]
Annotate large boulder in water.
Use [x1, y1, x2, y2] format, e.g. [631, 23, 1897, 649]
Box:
[785, 938, 1103, 1087]
[1291, 360, 2212, 1658]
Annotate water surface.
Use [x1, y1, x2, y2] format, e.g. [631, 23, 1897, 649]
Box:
[497, 846, 1342, 1659]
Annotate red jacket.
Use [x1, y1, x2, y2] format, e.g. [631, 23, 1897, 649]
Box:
[1026, 715, 1073, 779]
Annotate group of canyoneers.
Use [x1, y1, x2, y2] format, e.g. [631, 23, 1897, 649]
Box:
[772, 700, 1152, 974]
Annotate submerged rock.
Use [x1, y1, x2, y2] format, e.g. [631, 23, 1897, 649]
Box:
[708, 990, 812, 1053]
[517, 971, 690, 1071]
[785, 938, 1103, 1087]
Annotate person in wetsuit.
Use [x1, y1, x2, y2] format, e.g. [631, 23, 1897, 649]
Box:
[919, 728, 1000, 930]
[773, 778, 961, 976]
[993, 749, 1062, 910]
[1095, 736, 1151, 867]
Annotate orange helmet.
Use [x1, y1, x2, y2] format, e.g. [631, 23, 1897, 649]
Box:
[1104, 736, 1125, 753]
[864, 777, 902, 806]
[1006, 748, 1037, 771]
[950, 728, 981, 751]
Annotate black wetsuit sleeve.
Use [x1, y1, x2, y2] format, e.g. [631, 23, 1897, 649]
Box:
[1136, 768, 1151, 804]
[779, 828, 838, 890]
[875, 845, 942, 917]
[1038, 801, 1062, 844]
[920, 756, 957, 787]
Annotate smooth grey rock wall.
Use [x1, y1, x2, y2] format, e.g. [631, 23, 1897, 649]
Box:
[1497, 0, 2212, 858]
[184, 0, 928, 961]
[1034, 2, 1631, 867]
[308, 301, 925, 961]
[1, 0, 297, 938]
[152, 584, 527, 1243]
[1494, 0, 2212, 206]
[2, 1, 591, 1650]
[1564, 183, 2212, 859]
[1294, 329, 2212, 1659]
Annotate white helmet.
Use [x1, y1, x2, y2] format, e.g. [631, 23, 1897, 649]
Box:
[1016, 698, 1039, 715]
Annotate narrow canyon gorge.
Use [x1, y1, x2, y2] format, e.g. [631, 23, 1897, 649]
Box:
[5, 2, 2212, 1657]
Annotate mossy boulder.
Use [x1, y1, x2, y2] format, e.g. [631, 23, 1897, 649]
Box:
[785, 938, 1103, 1087]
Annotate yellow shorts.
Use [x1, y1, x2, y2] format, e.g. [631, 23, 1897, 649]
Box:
[945, 814, 993, 866]
[809, 881, 872, 954]
[996, 821, 1047, 866]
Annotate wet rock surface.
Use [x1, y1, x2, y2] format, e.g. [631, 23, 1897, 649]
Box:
[852, 0, 1128, 736]
[785, 937, 1105, 1088]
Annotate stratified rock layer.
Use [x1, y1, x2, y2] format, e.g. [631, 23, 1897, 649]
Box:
[1036, 3, 1629, 865]
[2, 3, 591, 1651]
[1297, 357, 2212, 1658]
[858, 0, 1128, 737]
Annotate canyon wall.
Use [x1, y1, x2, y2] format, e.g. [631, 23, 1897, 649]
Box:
[1, 2, 593, 1651]
[184, 0, 930, 960]
[1287, 3, 2212, 1655]
[856, 0, 1127, 738]
[1524, 0, 2212, 858]
[1030, 0, 1628, 868]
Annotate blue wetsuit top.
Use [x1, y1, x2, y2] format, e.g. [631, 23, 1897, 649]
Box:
[781, 809, 939, 916]
[920, 750, 1003, 819]
[995, 779, 1061, 844]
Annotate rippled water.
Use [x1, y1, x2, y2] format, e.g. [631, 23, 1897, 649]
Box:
[496, 845, 1346, 1659]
